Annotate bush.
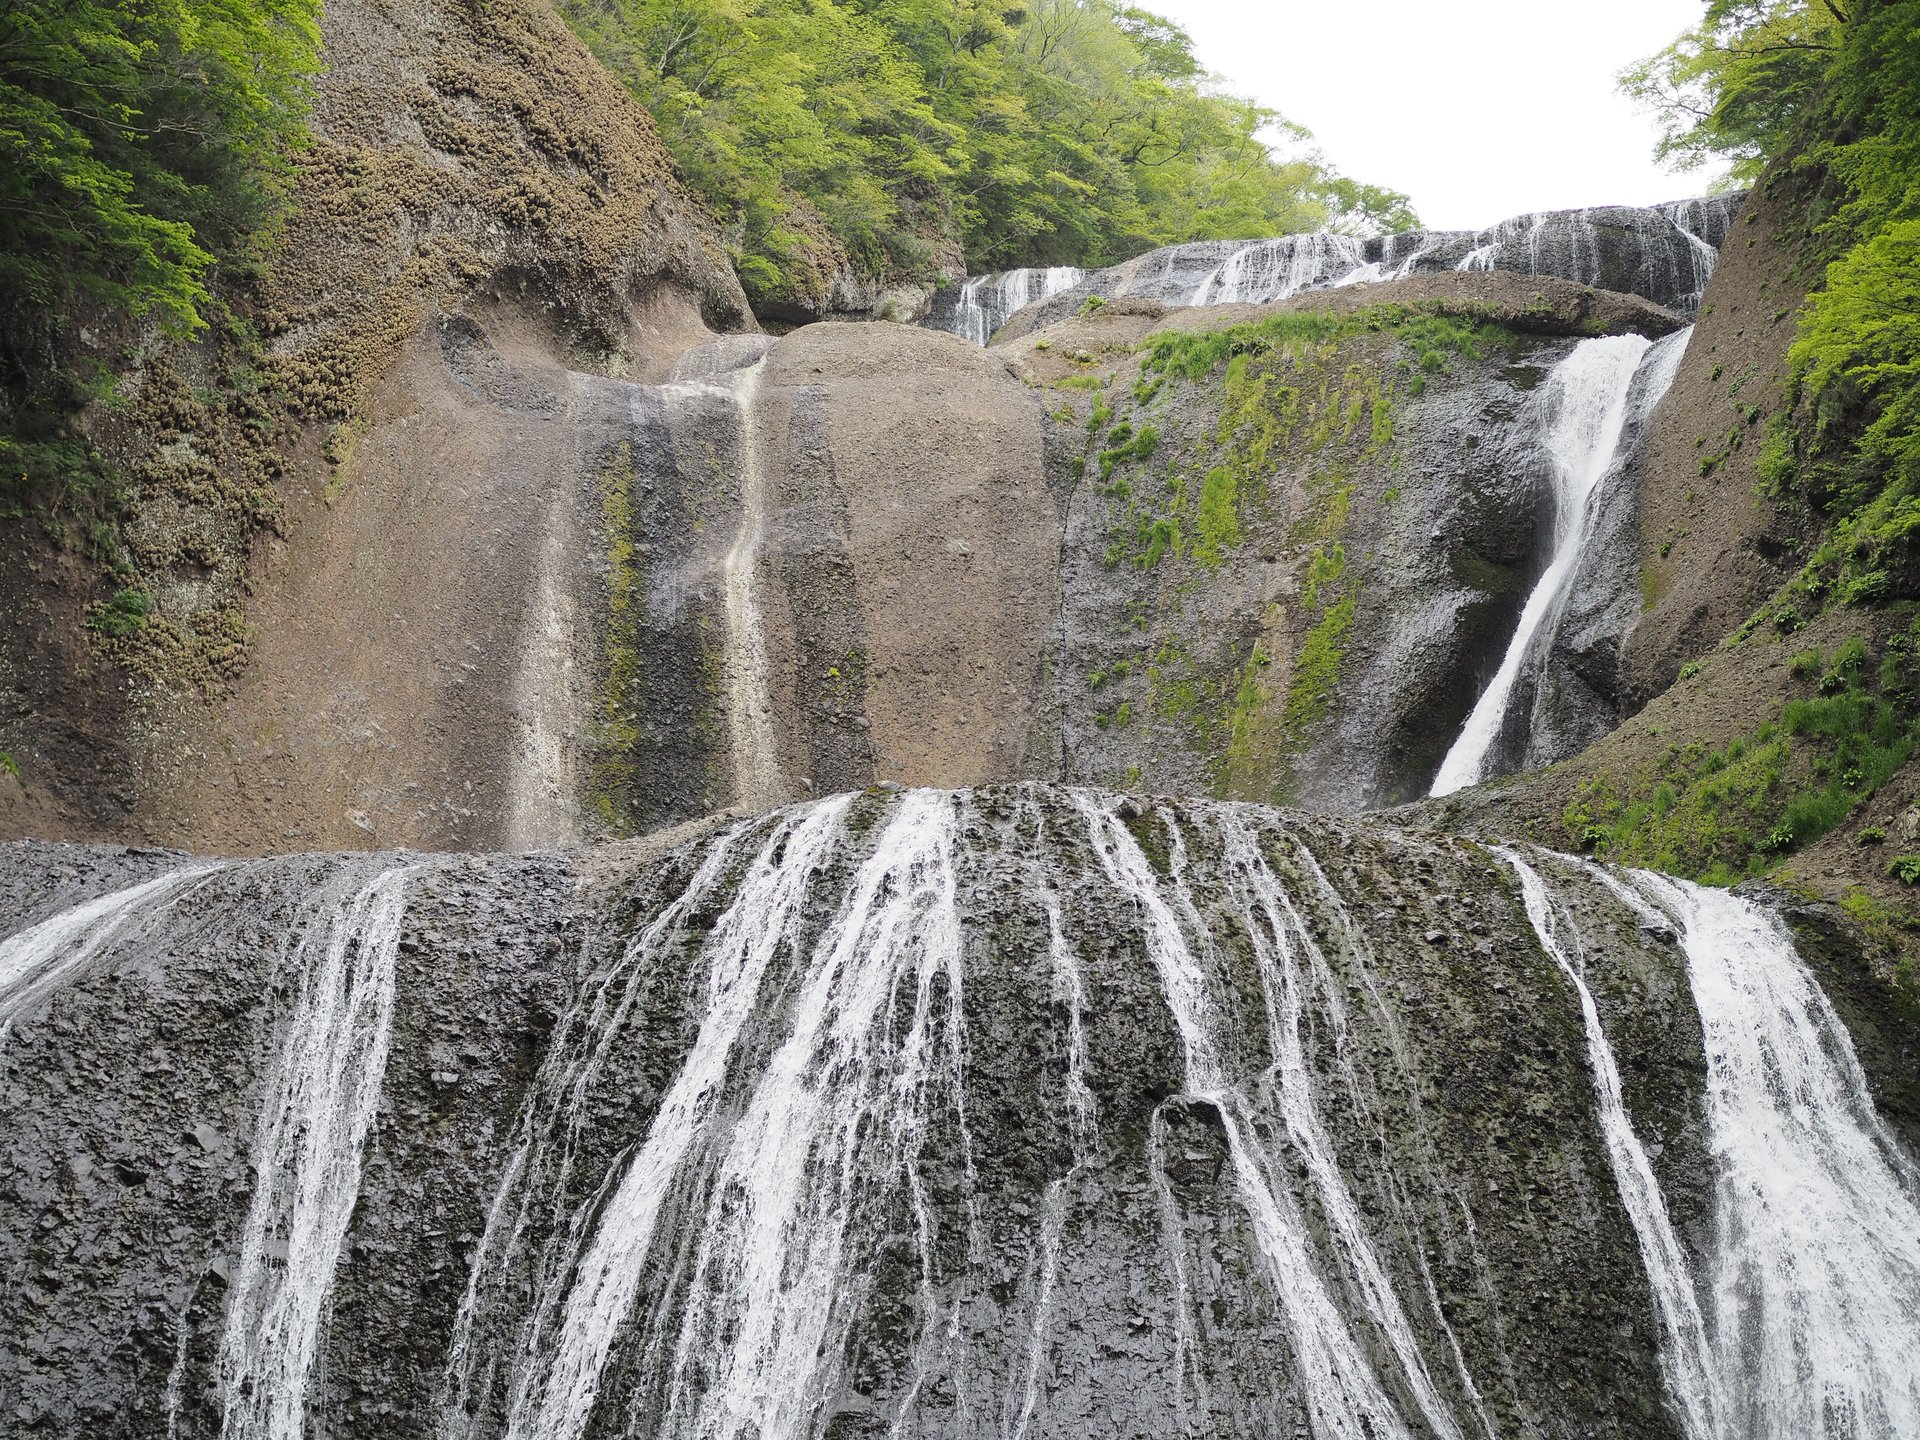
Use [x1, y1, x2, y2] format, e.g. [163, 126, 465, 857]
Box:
[1889, 855, 1920, 886]
[85, 587, 153, 639]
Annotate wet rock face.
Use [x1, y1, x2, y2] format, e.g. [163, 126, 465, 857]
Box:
[1026, 278, 1691, 811]
[962, 194, 1742, 345]
[0, 844, 575, 1436]
[0, 791, 1737, 1438]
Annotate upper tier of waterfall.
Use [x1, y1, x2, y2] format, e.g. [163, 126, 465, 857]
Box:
[922, 193, 1743, 343]
[2, 783, 1914, 1439]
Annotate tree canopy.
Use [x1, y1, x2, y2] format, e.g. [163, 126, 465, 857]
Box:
[0, 0, 320, 343]
[0, 0, 321, 501]
[556, 0, 1415, 306]
[1629, 0, 1920, 602]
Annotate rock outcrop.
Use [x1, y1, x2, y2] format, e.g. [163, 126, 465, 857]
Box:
[6, 786, 1913, 1437]
[0, 0, 754, 849]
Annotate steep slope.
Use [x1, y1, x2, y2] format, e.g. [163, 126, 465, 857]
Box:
[1012, 274, 1687, 810]
[1408, 162, 1920, 966]
[0, 0, 752, 850]
[1616, 176, 1814, 705]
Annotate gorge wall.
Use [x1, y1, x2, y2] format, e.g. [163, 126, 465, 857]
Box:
[0, 0, 751, 852]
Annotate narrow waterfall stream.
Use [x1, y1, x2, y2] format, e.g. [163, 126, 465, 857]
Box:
[1502, 852, 1723, 1440]
[218, 861, 423, 1440]
[1430, 330, 1685, 795]
[1075, 795, 1437, 1440]
[719, 357, 783, 811]
[0, 866, 226, 1040]
[4, 786, 1918, 1439]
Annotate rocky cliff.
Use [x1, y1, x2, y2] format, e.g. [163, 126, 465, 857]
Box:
[0, 0, 752, 850]
[4, 786, 1915, 1438]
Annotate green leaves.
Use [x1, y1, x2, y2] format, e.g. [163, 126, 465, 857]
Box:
[1631, 1, 1920, 606]
[0, 0, 320, 342]
[559, 0, 1413, 305]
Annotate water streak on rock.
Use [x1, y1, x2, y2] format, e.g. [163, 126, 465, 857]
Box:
[218, 860, 422, 1440]
[721, 357, 783, 811]
[1504, 851, 1723, 1440]
[0, 866, 226, 1042]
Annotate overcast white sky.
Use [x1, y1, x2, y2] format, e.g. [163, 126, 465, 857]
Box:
[1145, 0, 1717, 231]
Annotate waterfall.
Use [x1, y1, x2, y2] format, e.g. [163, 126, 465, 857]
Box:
[477, 791, 974, 1440]
[1075, 793, 1439, 1440]
[0, 866, 226, 1041]
[1429, 333, 1658, 796]
[12, 786, 1920, 1440]
[1006, 808, 1095, 1440]
[1659, 196, 1740, 311]
[218, 860, 422, 1440]
[1189, 233, 1372, 306]
[923, 194, 1741, 332]
[1213, 810, 1467, 1440]
[1501, 851, 1723, 1440]
[720, 357, 783, 810]
[1627, 874, 1920, 1440]
[945, 266, 1085, 344]
[491, 798, 854, 1440]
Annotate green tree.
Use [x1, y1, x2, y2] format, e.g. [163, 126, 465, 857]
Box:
[0, 0, 321, 337]
[1, 0, 321, 501]
[558, 0, 1413, 307]
[1627, 0, 1920, 601]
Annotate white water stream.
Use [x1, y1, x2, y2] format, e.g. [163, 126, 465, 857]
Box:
[218, 860, 422, 1440]
[1502, 851, 1723, 1440]
[0, 866, 225, 1042]
[1430, 333, 1662, 796]
[951, 267, 1083, 344]
[497, 798, 852, 1440]
[1628, 874, 1920, 1440]
[720, 357, 783, 811]
[1074, 793, 1433, 1440]
[1190, 234, 1371, 306]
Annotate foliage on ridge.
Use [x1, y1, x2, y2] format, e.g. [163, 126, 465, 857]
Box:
[553, 0, 1416, 309]
[1603, 0, 1920, 893]
[0, 0, 321, 517]
[1630, 0, 1920, 613]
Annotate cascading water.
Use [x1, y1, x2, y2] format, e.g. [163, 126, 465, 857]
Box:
[217, 860, 422, 1440]
[1429, 332, 1668, 795]
[1077, 794, 1447, 1440]
[719, 357, 783, 810]
[1188, 233, 1372, 306]
[485, 797, 857, 1440]
[1502, 851, 1723, 1440]
[0, 866, 225, 1041]
[1626, 874, 1920, 1440]
[940, 266, 1085, 344]
[5, 784, 1918, 1440]
[930, 194, 1742, 337]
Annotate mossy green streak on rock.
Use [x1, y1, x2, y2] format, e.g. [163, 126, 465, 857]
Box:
[1085, 308, 1507, 801]
[1564, 615, 1920, 885]
[590, 441, 645, 835]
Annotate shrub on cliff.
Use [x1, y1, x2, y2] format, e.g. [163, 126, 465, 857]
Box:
[1629, 0, 1920, 605]
[0, 0, 321, 508]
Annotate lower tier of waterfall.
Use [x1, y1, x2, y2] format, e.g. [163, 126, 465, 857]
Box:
[1, 785, 1915, 1440]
